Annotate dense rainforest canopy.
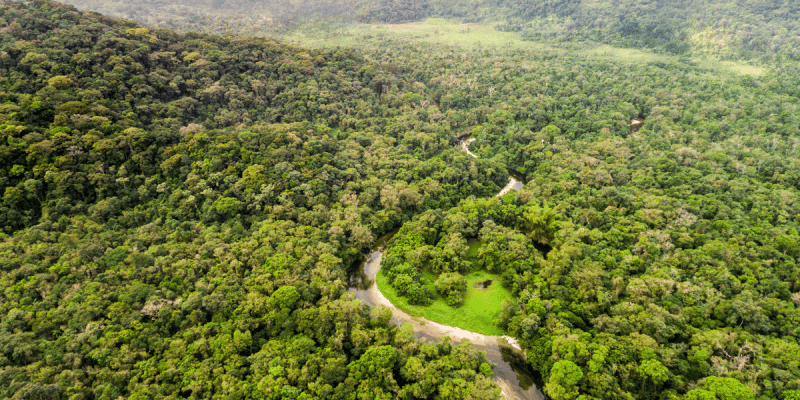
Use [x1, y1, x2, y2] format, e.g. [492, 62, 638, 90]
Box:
[2, 0, 800, 399]
[0, 1, 507, 398]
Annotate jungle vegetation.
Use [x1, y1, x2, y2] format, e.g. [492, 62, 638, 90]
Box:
[2, 0, 800, 399]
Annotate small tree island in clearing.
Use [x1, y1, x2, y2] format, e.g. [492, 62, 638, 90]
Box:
[377, 197, 558, 335]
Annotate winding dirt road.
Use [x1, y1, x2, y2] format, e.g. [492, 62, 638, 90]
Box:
[461, 137, 479, 158]
[347, 136, 542, 399]
[460, 137, 524, 198]
[349, 250, 544, 400]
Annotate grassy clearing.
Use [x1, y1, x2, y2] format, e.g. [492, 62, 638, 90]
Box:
[583, 44, 667, 64]
[466, 239, 482, 258]
[377, 268, 511, 336]
[582, 44, 766, 77]
[716, 61, 766, 77]
[279, 18, 768, 77]
[281, 17, 547, 51]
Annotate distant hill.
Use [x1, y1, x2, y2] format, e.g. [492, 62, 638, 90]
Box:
[59, 0, 800, 62]
[449, 0, 800, 61]
[56, 0, 429, 32]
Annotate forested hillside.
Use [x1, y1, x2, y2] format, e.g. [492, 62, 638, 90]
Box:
[0, 1, 507, 398]
[482, 0, 800, 61]
[346, 33, 800, 398]
[3, 0, 800, 400]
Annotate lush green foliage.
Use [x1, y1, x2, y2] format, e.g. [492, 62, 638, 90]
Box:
[4, 0, 800, 399]
[0, 1, 507, 398]
[428, 0, 800, 61]
[341, 26, 800, 399]
[355, 0, 429, 23]
[434, 272, 467, 306]
[381, 198, 548, 317]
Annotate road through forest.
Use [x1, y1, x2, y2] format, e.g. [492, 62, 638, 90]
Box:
[349, 137, 544, 400]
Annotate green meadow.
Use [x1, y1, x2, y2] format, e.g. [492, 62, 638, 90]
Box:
[377, 268, 512, 336]
[283, 18, 542, 51]
[282, 18, 767, 77]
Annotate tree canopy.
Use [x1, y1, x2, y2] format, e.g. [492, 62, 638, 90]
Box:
[2, 0, 800, 399]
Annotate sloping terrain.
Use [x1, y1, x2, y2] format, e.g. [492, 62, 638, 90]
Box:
[0, 1, 507, 398]
[3, 1, 800, 399]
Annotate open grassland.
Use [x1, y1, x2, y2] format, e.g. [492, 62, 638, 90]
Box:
[377, 269, 512, 336]
[282, 18, 767, 77]
[283, 17, 548, 50]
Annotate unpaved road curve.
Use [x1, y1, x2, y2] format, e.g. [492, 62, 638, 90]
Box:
[348, 250, 544, 400]
[460, 137, 524, 198]
[461, 137, 480, 158]
[496, 177, 524, 198]
[348, 137, 543, 399]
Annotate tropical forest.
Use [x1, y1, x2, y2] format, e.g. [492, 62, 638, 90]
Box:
[1, 0, 800, 399]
